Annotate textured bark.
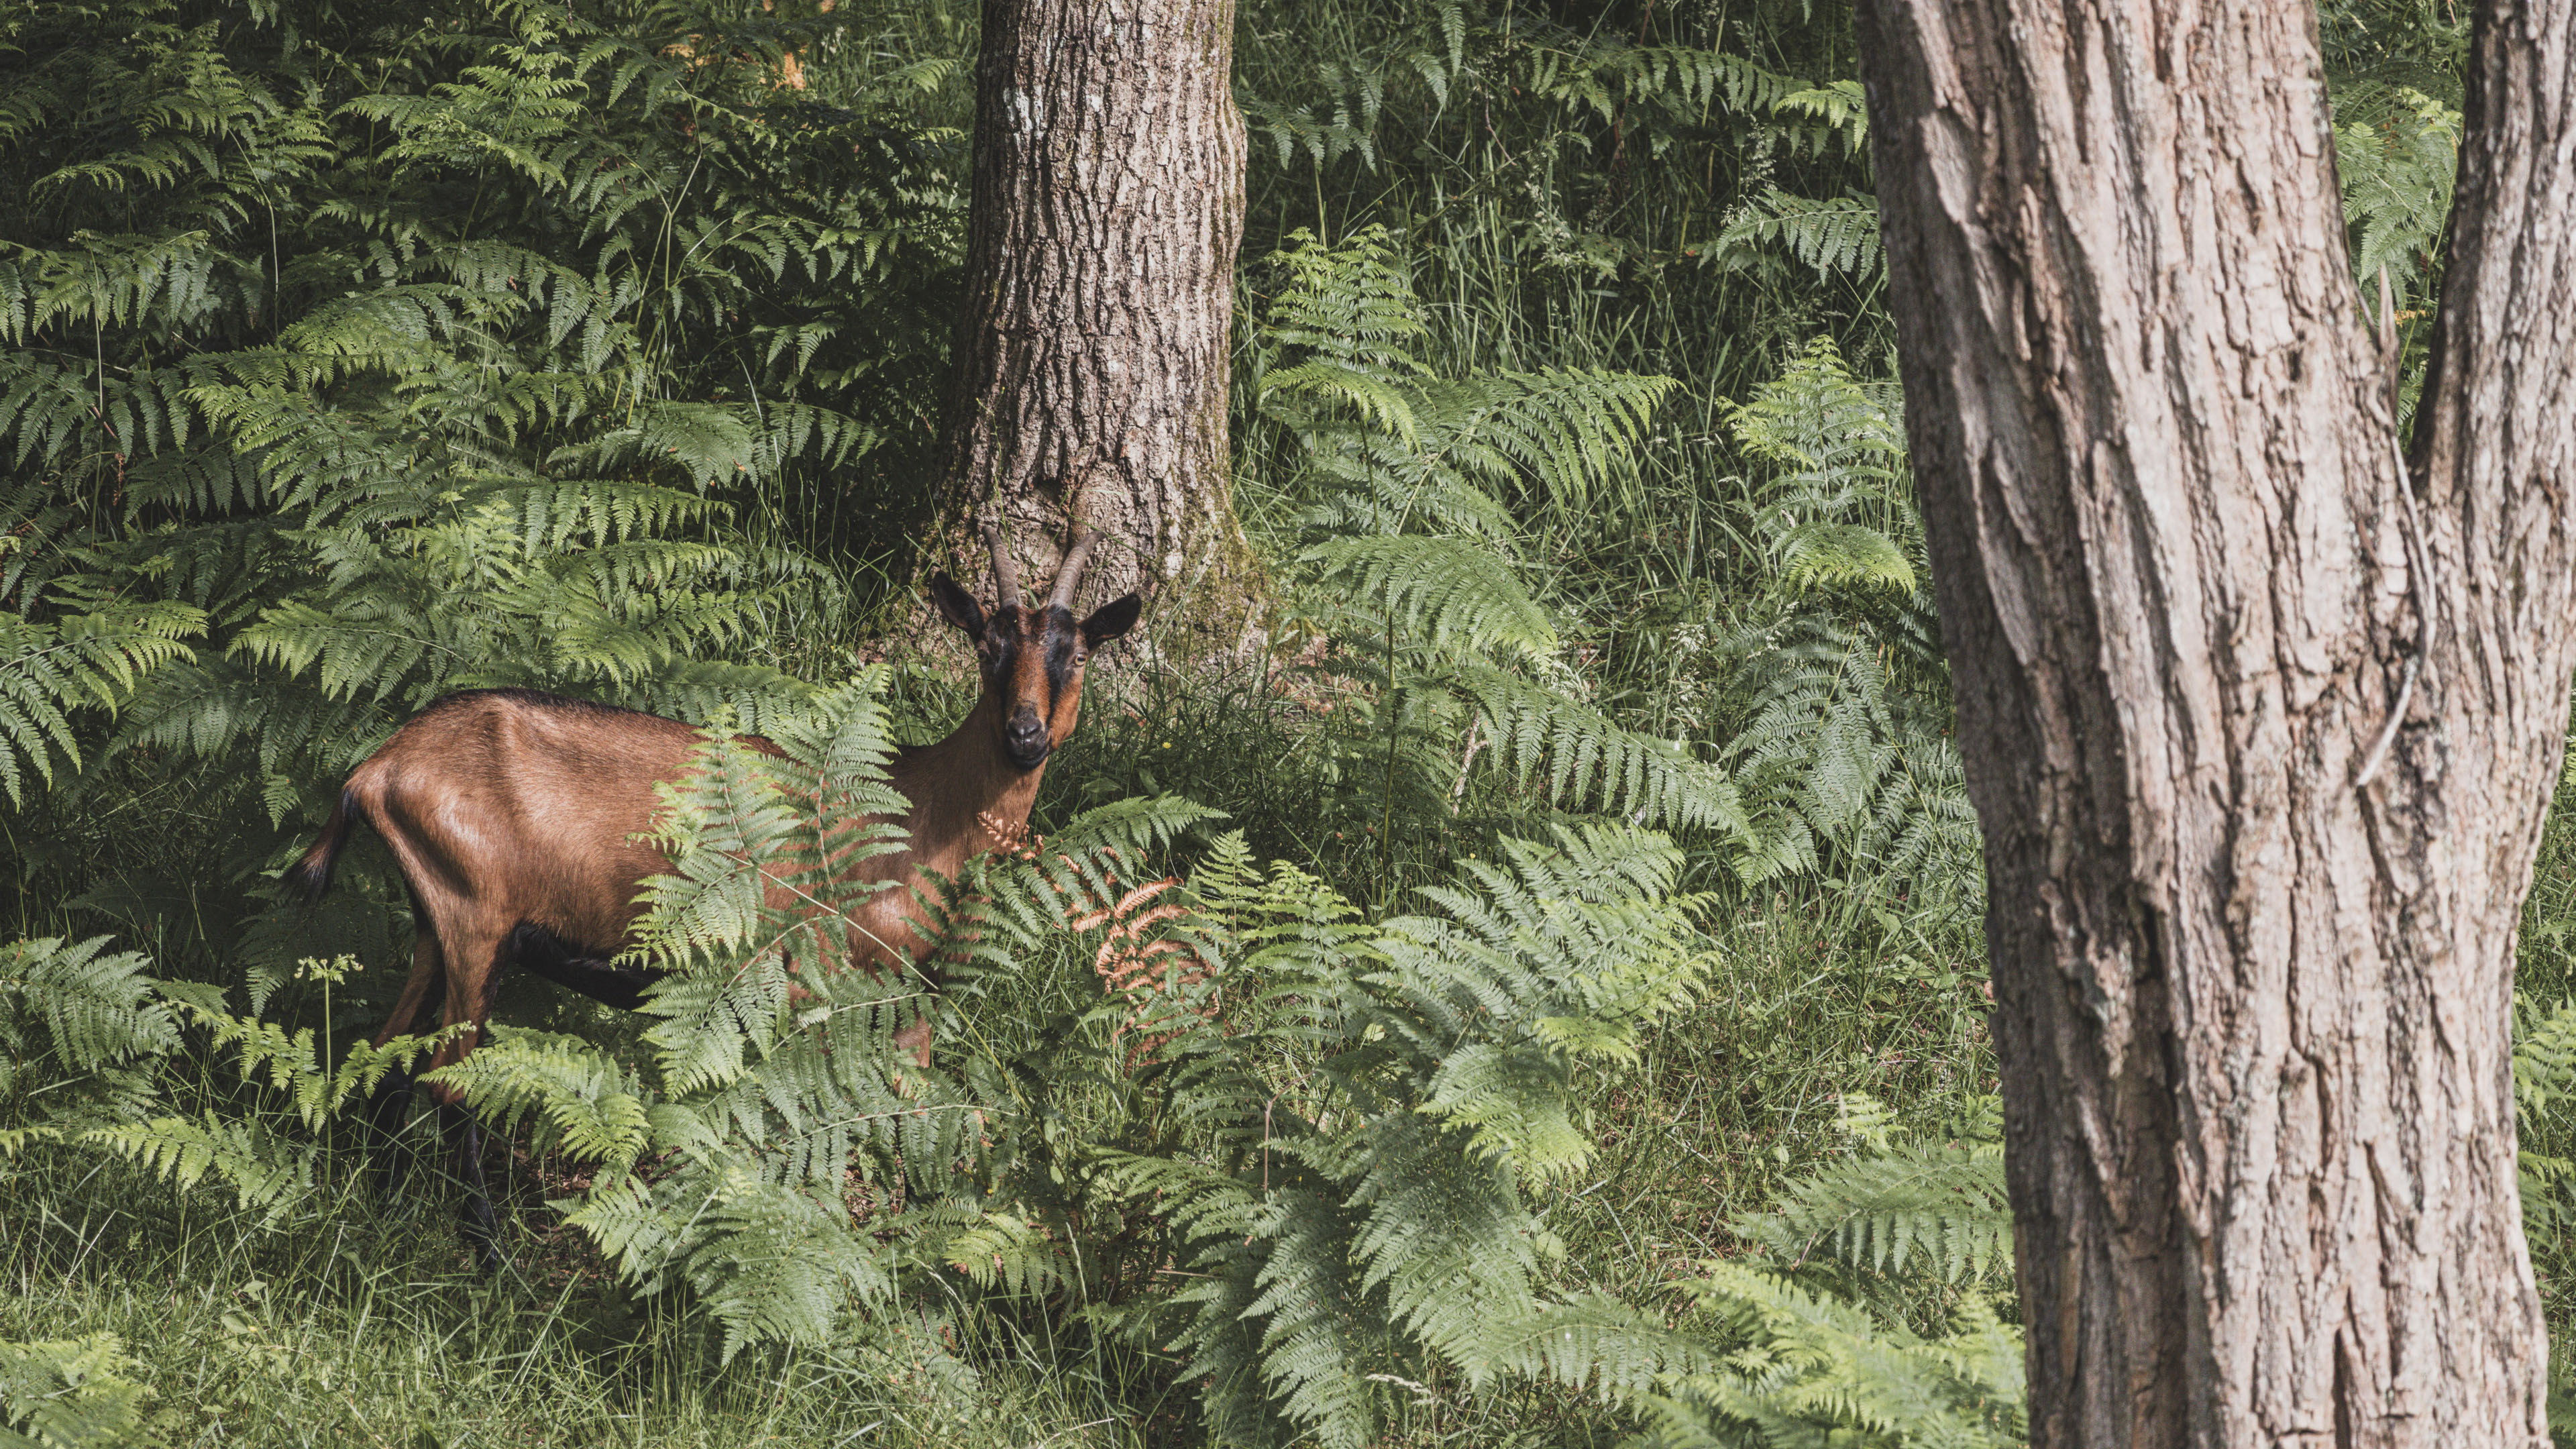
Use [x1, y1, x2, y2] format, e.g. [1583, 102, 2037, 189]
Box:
[1853, 0, 2576, 1444]
[934, 0, 1255, 638]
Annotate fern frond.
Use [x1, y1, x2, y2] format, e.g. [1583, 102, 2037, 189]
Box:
[1648, 1262, 2027, 1449]
[1446, 661, 1754, 837]
[0, 601, 203, 804]
[1474, 1292, 1717, 1399]
[1774, 79, 1870, 154]
[2517, 996, 2576, 1235]
[1712, 189, 1884, 280]
[2332, 85, 2460, 294]
[1736, 1141, 2013, 1285]
[0, 936, 176, 1128]
[85, 1112, 317, 1221]
[684, 1169, 888, 1360]
[940, 1211, 1072, 1298]
[0, 936, 173, 1076]
[422, 1026, 653, 1167]
[1303, 535, 1556, 656]
[1778, 521, 1916, 595]
[0, 1336, 154, 1449]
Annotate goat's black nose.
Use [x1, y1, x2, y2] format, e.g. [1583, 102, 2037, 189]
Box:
[1005, 710, 1049, 767]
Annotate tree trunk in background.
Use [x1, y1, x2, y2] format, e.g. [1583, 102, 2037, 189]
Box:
[933, 0, 1256, 638]
[1854, 0, 2576, 1444]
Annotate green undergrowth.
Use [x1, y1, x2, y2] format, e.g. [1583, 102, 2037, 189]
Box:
[0, 846, 2004, 1449]
[4, 1159, 1150, 1448]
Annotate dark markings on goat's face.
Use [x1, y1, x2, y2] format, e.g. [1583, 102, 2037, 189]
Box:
[926, 578, 1141, 772]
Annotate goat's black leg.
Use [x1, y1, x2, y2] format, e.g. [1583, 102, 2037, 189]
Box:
[366, 916, 445, 1199]
[443, 1101, 506, 1275]
[364, 1065, 418, 1197]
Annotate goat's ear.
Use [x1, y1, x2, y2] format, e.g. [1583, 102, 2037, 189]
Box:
[928, 575, 985, 637]
[1081, 593, 1142, 649]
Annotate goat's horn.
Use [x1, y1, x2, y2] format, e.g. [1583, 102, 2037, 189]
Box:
[1046, 527, 1102, 611]
[983, 516, 1024, 610]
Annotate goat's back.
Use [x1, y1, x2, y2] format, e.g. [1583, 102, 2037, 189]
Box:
[349, 690, 713, 953]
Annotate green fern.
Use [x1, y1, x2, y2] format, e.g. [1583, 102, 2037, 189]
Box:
[84, 1112, 323, 1222]
[1301, 536, 1557, 657]
[1636, 1264, 2026, 1449]
[2332, 82, 2460, 296]
[1085, 823, 1710, 1447]
[1240, 13, 1817, 186]
[1671, 339, 1980, 904]
[1256, 229, 1733, 838]
[1774, 80, 1870, 154]
[0, 936, 176, 1130]
[0, 1336, 156, 1449]
[1712, 189, 1884, 280]
[0, 935, 452, 1228]
[80, 979, 453, 1224]
[1476, 1291, 1718, 1400]
[0, 600, 202, 806]
[2516, 995, 2576, 1236]
[1735, 1096, 2012, 1291]
[1509, 1095, 2023, 1448]
[1726, 339, 1911, 532]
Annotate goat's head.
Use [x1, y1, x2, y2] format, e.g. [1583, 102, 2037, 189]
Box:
[928, 519, 1142, 771]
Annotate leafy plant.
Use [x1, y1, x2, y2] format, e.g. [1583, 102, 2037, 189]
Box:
[1699, 338, 1976, 903]
[1089, 822, 1709, 1447]
[0, 935, 180, 1139]
[0, 1336, 156, 1449]
[2508, 994, 2576, 1438]
[0, 929, 453, 1223]
[1710, 189, 1882, 282]
[2516, 995, 2576, 1238]
[74, 955, 447, 1223]
[1734, 1094, 2011, 1301]
[1499, 1093, 2023, 1449]
[1253, 227, 1762, 856]
[2332, 80, 2462, 298]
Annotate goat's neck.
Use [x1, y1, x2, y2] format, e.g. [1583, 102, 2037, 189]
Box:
[890, 694, 1046, 872]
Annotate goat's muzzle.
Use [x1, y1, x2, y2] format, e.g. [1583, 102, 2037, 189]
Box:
[1005, 708, 1050, 770]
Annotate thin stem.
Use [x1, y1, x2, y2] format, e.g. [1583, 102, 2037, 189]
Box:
[1377, 596, 1399, 900]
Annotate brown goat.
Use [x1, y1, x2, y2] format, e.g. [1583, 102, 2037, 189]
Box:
[288, 524, 1139, 1268]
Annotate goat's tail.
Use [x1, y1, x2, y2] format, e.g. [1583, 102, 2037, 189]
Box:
[286, 788, 364, 904]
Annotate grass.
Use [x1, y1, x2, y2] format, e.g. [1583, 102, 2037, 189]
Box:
[5, 1160, 1143, 1446]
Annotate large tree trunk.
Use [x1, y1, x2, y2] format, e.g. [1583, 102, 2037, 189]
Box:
[1853, 0, 2576, 1444]
[932, 0, 1256, 639]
